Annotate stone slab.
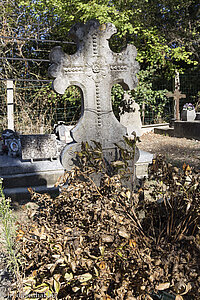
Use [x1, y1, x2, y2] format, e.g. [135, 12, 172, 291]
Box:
[20, 134, 58, 161]
[154, 127, 175, 137]
[2, 170, 64, 189]
[140, 123, 170, 135]
[3, 185, 59, 202]
[195, 112, 200, 120]
[0, 154, 63, 176]
[0, 154, 64, 200]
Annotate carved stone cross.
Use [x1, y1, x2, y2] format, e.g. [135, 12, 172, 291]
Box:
[166, 89, 186, 120]
[49, 20, 139, 169]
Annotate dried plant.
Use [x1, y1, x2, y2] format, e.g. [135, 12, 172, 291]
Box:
[10, 150, 200, 299]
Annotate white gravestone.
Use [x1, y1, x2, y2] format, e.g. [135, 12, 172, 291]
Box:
[120, 93, 142, 137]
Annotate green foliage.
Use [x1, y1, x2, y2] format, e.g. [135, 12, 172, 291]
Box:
[2, 0, 199, 128]
[131, 68, 170, 122]
[35, 84, 82, 106]
[0, 179, 20, 276]
[17, 0, 199, 74]
[111, 73, 170, 123]
[111, 84, 124, 119]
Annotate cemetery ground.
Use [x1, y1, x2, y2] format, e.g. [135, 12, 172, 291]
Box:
[139, 132, 200, 171]
[0, 132, 200, 299]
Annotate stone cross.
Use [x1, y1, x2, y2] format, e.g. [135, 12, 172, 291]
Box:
[166, 89, 186, 120]
[49, 20, 139, 169]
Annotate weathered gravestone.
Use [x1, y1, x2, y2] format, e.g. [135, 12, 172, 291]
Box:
[0, 132, 62, 201]
[49, 20, 139, 169]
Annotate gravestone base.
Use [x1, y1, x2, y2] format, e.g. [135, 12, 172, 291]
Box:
[174, 120, 200, 140]
[3, 185, 59, 202]
[0, 145, 152, 201]
[0, 154, 64, 201]
[61, 139, 140, 169]
[135, 150, 154, 179]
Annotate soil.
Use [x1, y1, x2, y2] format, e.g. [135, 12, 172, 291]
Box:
[139, 132, 200, 171]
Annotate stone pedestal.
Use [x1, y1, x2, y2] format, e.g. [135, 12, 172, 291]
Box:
[0, 154, 64, 201]
[174, 120, 200, 140]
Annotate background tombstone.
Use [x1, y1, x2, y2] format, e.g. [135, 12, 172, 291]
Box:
[166, 89, 186, 121]
[120, 93, 142, 137]
[54, 122, 74, 143]
[49, 20, 139, 169]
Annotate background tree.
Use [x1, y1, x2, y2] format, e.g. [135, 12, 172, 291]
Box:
[1, 0, 199, 129]
[20, 0, 199, 72]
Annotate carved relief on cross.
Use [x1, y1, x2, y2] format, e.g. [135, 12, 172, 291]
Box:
[49, 20, 139, 169]
[166, 89, 186, 120]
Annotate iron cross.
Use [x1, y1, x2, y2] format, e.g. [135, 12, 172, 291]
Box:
[166, 89, 186, 120]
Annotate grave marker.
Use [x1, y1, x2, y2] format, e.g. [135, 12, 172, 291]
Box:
[166, 71, 186, 120]
[166, 90, 186, 120]
[49, 20, 139, 169]
[120, 93, 142, 137]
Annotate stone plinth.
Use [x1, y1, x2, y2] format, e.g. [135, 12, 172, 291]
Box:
[174, 120, 200, 140]
[0, 154, 64, 201]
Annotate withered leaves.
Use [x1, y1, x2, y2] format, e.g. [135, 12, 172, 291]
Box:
[12, 154, 200, 299]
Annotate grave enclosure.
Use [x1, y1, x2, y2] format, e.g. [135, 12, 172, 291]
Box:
[1, 20, 153, 200]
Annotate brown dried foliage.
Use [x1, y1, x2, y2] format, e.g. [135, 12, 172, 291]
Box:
[13, 155, 200, 299]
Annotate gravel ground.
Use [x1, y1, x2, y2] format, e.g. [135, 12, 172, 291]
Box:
[139, 132, 200, 171]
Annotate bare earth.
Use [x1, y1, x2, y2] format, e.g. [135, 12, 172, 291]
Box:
[139, 132, 200, 171]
